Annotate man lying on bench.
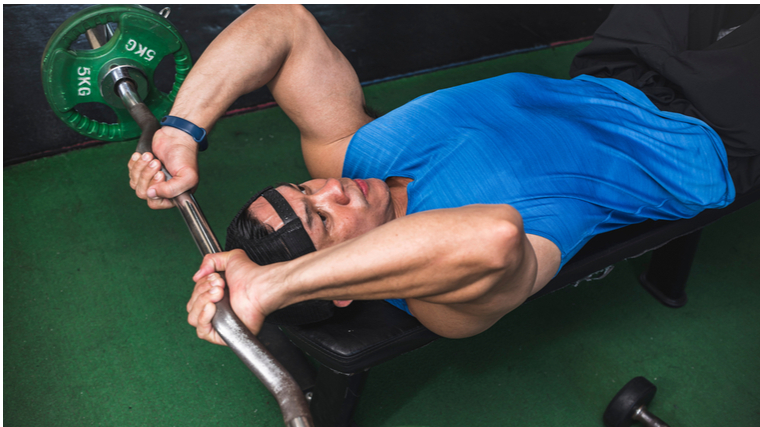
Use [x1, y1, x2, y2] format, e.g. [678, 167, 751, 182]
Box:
[127, 5, 758, 343]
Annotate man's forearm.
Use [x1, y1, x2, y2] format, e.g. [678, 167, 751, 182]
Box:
[259, 205, 537, 316]
[167, 5, 298, 130]
[190, 205, 540, 339]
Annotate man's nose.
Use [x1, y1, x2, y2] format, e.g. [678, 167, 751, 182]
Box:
[316, 178, 349, 205]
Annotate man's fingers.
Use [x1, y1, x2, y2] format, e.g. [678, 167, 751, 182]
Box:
[198, 302, 215, 329]
[192, 251, 244, 281]
[187, 250, 255, 345]
[127, 152, 141, 188]
[187, 277, 229, 346]
[146, 197, 175, 210]
[148, 166, 198, 200]
[187, 275, 210, 313]
[129, 152, 166, 201]
[128, 152, 154, 191]
[193, 255, 222, 282]
[127, 138, 199, 210]
[144, 170, 176, 209]
[196, 303, 227, 346]
[187, 283, 223, 327]
[187, 273, 226, 312]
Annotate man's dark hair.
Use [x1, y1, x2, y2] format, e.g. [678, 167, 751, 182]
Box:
[227, 207, 273, 247]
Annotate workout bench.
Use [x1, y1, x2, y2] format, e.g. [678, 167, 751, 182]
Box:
[260, 186, 760, 427]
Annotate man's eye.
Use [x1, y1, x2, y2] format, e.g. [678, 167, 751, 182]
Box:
[297, 185, 306, 194]
[318, 212, 327, 225]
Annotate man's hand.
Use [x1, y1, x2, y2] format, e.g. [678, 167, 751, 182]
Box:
[186, 249, 353, 345]
[127, 127, 199, 209]
[187, 250, 270, 345]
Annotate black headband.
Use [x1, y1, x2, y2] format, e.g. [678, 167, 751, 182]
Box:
[225, 186, 316, 265]
[225, 186, 334, 325]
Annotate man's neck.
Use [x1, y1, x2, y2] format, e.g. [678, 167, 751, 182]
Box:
[386, 176, 413, 219]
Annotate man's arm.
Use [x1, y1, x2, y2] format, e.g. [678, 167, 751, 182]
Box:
[188, 205, 544, 341]
[129, 5, 372, 208]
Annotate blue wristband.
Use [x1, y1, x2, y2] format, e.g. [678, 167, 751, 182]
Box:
[160, 116, 208, 151]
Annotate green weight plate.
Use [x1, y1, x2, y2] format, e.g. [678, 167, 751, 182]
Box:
[41, 4, 192, 141]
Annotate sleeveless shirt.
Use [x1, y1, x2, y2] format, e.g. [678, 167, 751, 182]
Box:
[342, 73, 735, 313]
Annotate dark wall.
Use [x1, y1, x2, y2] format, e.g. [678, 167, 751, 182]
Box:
[3, 4, 612, 166]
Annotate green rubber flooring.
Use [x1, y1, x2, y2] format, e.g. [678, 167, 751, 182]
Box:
[5, 41, 760, 426]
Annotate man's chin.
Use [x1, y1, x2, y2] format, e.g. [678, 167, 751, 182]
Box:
[333, 300, 353, 308]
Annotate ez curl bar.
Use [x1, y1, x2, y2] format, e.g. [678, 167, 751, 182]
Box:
[41, 5, 313, 426]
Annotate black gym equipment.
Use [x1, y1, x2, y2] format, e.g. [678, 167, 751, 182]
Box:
[604, 377, 671, 427]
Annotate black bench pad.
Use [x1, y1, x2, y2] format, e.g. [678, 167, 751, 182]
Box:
[282, 300, 439, 373]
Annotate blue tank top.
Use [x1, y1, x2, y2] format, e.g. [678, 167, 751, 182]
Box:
[342, 73, 735, 314]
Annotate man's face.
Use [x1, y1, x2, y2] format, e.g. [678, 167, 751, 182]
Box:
[248, 177, 395, 250]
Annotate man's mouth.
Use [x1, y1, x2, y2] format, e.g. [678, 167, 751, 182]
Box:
[354, 178, 369, 198]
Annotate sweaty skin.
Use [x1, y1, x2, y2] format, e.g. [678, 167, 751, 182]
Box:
[127, 5, 561, 344]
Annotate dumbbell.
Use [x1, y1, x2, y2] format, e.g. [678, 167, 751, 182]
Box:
[603, 376, 670, 427]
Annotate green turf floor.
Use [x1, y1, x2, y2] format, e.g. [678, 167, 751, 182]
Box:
[5, 41, 760, 426]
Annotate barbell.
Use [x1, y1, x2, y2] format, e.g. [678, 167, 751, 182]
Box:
[40, 5, 313, 427]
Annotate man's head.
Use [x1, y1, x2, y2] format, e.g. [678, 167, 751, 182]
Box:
[224, 177, 395, 324]
[227, 177, 395, 258]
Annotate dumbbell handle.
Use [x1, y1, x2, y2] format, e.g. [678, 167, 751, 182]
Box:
[632, 405, 670, 427]
[118, 80, 313, 427]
